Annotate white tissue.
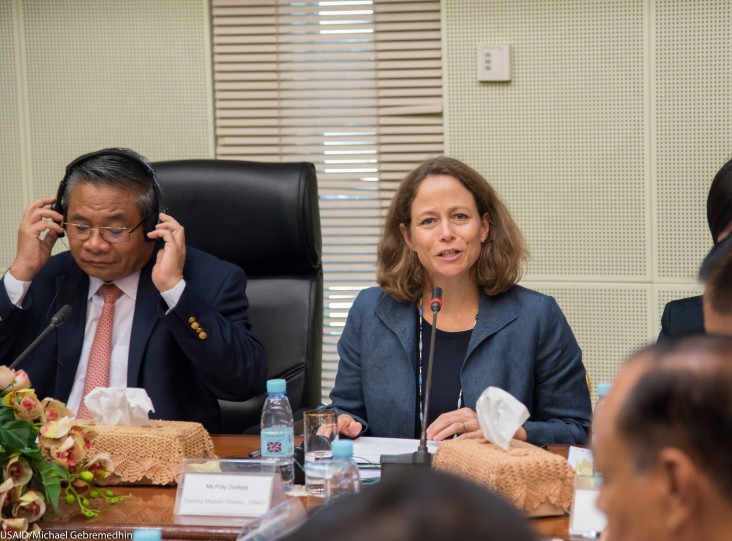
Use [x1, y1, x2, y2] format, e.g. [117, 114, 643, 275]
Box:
[82, 387, 155, 426]
[476, 386, 530, 451]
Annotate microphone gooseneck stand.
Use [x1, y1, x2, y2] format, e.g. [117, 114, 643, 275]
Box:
[380, 288, 442, 474]
[9, 305, 72, 370]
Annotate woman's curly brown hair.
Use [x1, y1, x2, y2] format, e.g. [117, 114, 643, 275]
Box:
[377, 156, 528, 302]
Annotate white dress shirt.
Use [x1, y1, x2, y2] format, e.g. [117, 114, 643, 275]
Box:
[65, 273, 140, 413]
[3, 269, 185, 414]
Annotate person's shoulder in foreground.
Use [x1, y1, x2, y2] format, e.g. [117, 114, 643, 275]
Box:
[280, 468, 538, 541]
[593, 335, 732, 541]
[658, 295, 704, 342]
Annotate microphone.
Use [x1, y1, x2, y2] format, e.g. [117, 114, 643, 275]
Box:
[380, 287, 442, 475]
[430, 290, 443, 312]
[9, 305, 72, 370]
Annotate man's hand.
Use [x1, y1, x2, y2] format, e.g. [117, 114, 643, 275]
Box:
[9, 197, 64, 281]
[148, 213, 186, 292]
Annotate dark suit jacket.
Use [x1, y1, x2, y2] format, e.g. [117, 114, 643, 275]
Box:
[330, 286, 592, 445]
[658, 295, 705, 342]
[0, 245, 267, 432]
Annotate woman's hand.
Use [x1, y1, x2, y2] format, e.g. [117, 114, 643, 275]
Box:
[336, 413, 362, 439]
[426, 407, 482, 441]
[427, 407, 528, 442]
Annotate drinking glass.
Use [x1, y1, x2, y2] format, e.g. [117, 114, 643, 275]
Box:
[303, 409, 338, 495]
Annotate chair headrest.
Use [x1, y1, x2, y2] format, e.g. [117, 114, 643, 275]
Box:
[153, 159, 322, 277]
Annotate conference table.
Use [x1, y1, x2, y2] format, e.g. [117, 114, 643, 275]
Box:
[40, 435, 572, 540]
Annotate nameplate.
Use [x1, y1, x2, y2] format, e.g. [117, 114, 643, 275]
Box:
[174, 459, 282, 520]
[569, 477, 607, 538]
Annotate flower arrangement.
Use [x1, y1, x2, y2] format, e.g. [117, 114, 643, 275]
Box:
[0, 366, 125, 534]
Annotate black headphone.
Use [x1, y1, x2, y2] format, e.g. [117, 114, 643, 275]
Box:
[51, 148, 165, 242]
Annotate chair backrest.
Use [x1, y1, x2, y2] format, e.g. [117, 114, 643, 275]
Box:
[153, 159, 323, 433]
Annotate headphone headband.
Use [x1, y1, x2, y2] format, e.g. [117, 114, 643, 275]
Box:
[52, 148, 165, 241]
[63, 148, 158, 182]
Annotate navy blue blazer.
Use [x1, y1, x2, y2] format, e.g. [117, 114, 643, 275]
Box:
[329, 286, 592, 445]
[0, 245, 267, 432]
[658, 295, 705, 342]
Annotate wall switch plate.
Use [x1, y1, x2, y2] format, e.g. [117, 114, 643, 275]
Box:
[477, 45, 511, 82]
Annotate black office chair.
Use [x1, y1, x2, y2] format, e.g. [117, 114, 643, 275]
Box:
[153, 159, 323, 433]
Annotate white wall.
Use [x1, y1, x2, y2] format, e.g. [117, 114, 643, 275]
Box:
[443, 0, 732, 397]
[4, 0, 729, 400]
[1, 0, 214, 269]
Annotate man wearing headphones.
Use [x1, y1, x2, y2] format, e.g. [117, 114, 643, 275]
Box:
[0, 148, 267, 432]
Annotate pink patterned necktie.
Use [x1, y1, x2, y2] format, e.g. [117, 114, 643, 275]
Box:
[76, 284, 122, 419]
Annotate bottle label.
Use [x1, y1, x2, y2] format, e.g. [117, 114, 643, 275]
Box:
[261, 427, 294, 457]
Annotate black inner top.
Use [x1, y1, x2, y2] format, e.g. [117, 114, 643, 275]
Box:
[414, 318, 472, 438]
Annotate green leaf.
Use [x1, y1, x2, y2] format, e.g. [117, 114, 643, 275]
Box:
[44, 476, 62, 513]
[39, 461, 70, 482]
[37, 462, 69, 513]
[0, 406, 16, 423]
[0, 419, 37, 450]
[19, 447, 43, 463]
[37, 461, 69, 513]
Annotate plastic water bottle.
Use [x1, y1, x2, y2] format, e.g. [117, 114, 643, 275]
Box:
[132, 529, 161, 541]
[591, 382, 612, 446]
[324, 440, 360, 503]
[261, 379, 294, 491]
[596, 382, 611, 412]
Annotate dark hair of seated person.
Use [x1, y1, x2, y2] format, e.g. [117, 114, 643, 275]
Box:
[707, 157, 732, 243]
[279, 469, 538, 541]
[700, 234, 732, 317]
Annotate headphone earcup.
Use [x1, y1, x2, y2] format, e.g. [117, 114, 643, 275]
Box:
[51, 179, 67, 238]
[143, 181, 164, 242]
[143, 212, 158, 240]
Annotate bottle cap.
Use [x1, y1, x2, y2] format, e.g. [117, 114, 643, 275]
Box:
[132, 529, 162, 541]
[597, 382, 612, 398]
[331, 439, 353, 458]
[267, 379, 287, 393]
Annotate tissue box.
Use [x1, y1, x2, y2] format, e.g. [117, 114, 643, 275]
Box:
[93, 420, 217, 485]
[432, 439, 575, 517]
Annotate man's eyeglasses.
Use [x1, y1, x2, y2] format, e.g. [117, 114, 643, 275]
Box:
[62, 219, 145, 244]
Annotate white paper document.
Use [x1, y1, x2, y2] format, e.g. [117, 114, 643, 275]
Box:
[351, 437, 440, 480]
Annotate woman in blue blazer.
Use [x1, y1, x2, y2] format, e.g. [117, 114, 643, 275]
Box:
[329, 157, 591, 446]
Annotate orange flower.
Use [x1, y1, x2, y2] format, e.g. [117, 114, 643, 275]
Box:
[47, 435, 87, 469]
[40, 397, 73, 423]
[0, 368, 30, 395]
[3, 456, 32, 488]
[0, 517, 29, 534]
[11, 490, 46, 523]
[2, 389, 43, 422]
[5, 370, 31, 393]
[0, 478, 14, 509]
[82, 453, 114, 481]
[0, 365, 123, 529]
[0, 367, 15, 392]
